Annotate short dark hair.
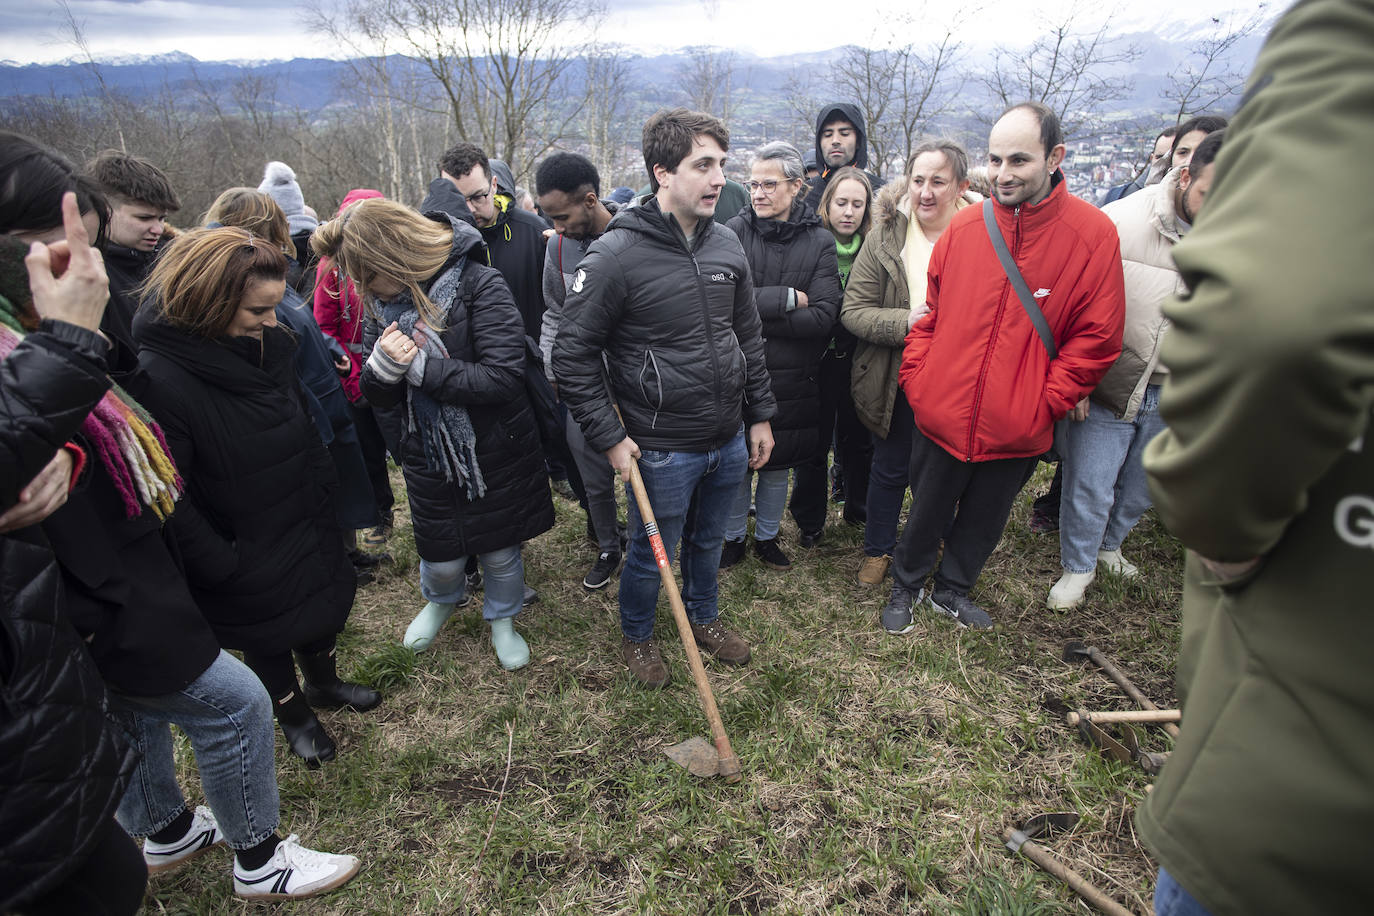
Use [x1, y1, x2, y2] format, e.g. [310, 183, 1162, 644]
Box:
[0, 131, 110, 245]
[999, 102, 1063, 159]
[438, 143, 490, 182]
[821, 109, 855, 130]
[1188, 128, 1227, 174]
[1171, 115, 1229, 159]
[536, 152, 600, 198]
[84, 150, 180, 211]
[641, 108, 729, 193]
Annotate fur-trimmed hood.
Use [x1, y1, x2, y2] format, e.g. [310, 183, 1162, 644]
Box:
[870, 177, 983, 230]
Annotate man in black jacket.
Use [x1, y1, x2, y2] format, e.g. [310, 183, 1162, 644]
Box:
[421, 143, 549, 341]
[83, 150, 179, 378]
[803, 102, 882, 211]
[554, 108, 777, 689]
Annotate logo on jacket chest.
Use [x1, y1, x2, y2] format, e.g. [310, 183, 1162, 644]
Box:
[572, 269, 586, 293]
[709, 270, 738, 284]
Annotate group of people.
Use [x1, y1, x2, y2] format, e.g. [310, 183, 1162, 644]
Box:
[5, 3, 1369, 910]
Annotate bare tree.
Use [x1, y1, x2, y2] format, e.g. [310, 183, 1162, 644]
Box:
[979, 1, 1142, 142]
[673, 46, 742, 124]
[579, 44, 636, 191]
[57, 0, 127, 152]
[1163, 6, 1271, 123]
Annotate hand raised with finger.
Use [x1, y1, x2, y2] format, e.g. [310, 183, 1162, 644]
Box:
[25, 191, 109, 331]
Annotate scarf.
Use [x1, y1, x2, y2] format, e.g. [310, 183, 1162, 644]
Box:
[835, 233, 862, 288]
[377, 255, 486, 501]
[0, 292, 182, 520]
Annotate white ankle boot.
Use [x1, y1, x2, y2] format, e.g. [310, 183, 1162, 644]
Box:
[490, 617, 529, 671]
[1097, 549, 1139, 578]
[1047, 570, 1096, 609]
[403, 601, 456, 651]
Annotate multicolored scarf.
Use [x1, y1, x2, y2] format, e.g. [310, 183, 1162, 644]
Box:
[0, 291, 183, 521]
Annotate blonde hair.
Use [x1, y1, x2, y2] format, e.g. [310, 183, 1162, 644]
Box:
[310, 198, 453, 329]
[204, 187, 294, 256]
[143, 226, 286, 337]
[818, 166, 873, 239]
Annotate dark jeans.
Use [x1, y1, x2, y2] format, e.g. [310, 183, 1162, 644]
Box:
[790, 349, 872, 533]
[1155, 868, 1214, 916]
[863, 393, 915, 557]
[891, 427, 1037, 595]
[348, 400, 395, 520]
[17, 817, 146, 916]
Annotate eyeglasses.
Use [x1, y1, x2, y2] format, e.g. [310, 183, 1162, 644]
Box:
[746, 179, 794, 195]
[464, 188, 491, 205]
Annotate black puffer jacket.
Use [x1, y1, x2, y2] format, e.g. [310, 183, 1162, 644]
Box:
[554, 198, 777, 454]
[0, 322, 139, 912]
[803, 102, 883, 213]
[421, 177, 550, 341]
[726, 199, 840, 469]
[360, 215, 554, 561]
[135, 312, 354, 654]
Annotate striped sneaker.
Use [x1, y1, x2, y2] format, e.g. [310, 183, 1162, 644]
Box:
[233, 834, 361, 900]
[143, 805, 224, 874]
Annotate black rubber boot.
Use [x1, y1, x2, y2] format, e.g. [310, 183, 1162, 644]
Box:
[273, 689, 336, 769]
[296, 647, 382, 712]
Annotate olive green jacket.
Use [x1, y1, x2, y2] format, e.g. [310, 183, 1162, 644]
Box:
[1138, 2, 1374, 912]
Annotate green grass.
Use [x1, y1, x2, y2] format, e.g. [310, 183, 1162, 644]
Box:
[149, 464, 1178, 914]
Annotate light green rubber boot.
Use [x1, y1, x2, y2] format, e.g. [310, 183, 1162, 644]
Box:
[489, 617, 529, 671]
[403, 601, 455, 651]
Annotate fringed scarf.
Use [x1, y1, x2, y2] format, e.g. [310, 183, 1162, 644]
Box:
[0, 291, 183, 521]
[378, 255, 486, 501]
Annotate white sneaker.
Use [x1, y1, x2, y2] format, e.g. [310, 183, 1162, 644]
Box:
[1047, 570, 1096, 609]
[144, 805, 225, 874]
[233, 834, 361, 900]
[1097, 549, 1139, 578]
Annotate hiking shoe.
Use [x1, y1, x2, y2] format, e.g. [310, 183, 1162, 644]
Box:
[857, 554, 891, 586]
[881, 585, 924, 635]
[1047, 570, 1096, 610]
[719, 538, 746, 569]
[753, 538, 791, 570]
[144, 805, 224, 874]
[359, 512, 392, 549]
[622, 636, 670, 689]
[690, 620, 751, 665]
[233, 834, 361, 900]
[928, 589, 993, 630]
[1097, 549, 1139, 579]
[798, 529, 824, 549]
[552, 476, 578, 502]
[583, 551, 620, 590]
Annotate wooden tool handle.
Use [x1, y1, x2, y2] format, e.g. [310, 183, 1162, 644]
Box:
[627, 461, 741, 782]
[1089, 647, 1181, 739]
[1066, 709, 1181, 726]
[1009, 835, 1140, 916]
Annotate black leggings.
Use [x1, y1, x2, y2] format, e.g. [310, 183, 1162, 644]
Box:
[18, 817, 147, 916]
[243, 634, 335, 699]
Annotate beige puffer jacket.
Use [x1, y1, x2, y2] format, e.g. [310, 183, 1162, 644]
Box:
[1095, 170, 1188, 420]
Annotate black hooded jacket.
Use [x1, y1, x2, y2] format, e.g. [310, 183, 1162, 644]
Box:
[135, 312, 354, 655]
[726, 198, 841, 469]
[553, 198, 776, 454]
[360, 214, 554, 561]
[421, 176, 550, 342]
[804, 102, 883, 212]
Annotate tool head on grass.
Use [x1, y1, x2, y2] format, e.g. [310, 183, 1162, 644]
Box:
[1005, 812, 1079, 852]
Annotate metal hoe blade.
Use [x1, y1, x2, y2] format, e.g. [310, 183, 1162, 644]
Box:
[664, 737, 721, 778]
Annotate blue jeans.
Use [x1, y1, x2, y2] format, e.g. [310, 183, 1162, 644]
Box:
[724, 468, 790, 541]
[1059, 385, 1166, 573]
[864, 392, 914, 557]
[1155, 868, 1214, 916]
[419, 544, 523, 620]
[619, 430, 748, 642]
[112, 650, 279, 849]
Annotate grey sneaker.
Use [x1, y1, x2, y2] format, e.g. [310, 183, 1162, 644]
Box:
[928, 589, 993, 630]
[881, 585, 924, 635]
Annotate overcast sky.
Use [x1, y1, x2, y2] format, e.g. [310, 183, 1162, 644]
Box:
[0, 0, 1271, 66]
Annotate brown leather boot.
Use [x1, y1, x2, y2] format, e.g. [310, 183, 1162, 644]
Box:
[621, 636, 669, 689]
[689, 620, 751, 666]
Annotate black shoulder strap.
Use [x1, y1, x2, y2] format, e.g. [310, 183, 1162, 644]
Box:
[982, 199, 1057, 359]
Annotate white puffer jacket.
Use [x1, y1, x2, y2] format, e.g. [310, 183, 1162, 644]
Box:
[1095, 170, 1189, 421]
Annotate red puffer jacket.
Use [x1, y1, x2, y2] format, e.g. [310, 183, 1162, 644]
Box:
[900, 175, 1124, 462]
[312, 189, 383, 402]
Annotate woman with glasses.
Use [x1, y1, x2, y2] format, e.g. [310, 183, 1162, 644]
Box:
[312, 199, 553, 669]
[134, 227, 373, 769]
[841, 139, 977, 594]
[721, 141, 840, 571]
